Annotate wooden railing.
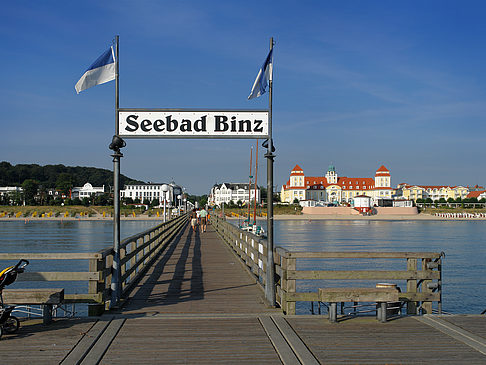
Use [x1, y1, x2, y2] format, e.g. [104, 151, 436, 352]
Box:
[212, 216, 443, 315]
[0, 214, 188, 315]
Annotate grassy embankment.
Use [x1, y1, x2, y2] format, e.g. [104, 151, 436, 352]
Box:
[0, 206, 170, 218]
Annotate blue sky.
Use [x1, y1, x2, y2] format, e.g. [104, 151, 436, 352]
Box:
[2, 1, 486, 195]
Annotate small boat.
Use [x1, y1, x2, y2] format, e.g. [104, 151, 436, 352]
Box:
[239, 220, 266, 237]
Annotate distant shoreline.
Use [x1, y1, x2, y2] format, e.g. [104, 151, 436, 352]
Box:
[1, 213, 485, 222]
[230, 214, 486, 221]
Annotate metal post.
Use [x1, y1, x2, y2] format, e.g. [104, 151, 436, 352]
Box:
[265, 37, 276, 307]
[163, 193, 167, 222]
[110, 35, 122, 308]
[111, 150, 122, 307]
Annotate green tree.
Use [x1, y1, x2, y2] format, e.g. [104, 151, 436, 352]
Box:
[143, 199, 150, 206]
[151, 198, 160, 207]
[94, 194, 109, 206]
[22, 179, 39, 205]
[82, 197, 90, 207]
[56, 173, 73, 197]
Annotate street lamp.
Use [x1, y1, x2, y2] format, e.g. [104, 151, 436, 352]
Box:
[177, 194, 182, 216]
[162, 184, 169, 222]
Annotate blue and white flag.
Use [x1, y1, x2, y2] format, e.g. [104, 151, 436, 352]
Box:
[75, 46, 115, 94]
[248, 49, 273, 100]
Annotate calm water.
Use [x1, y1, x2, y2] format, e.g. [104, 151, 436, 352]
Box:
[0, 220, 159, 311]
[235, 219, 486, 314]
[0, 219, 484, 315]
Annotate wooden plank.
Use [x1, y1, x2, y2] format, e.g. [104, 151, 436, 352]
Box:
[318, 287, 399, 302]
[64, 293, 102, 303]
[288, 316, 486, 364]
[17, 271, 100, 281]
[287, 270, 440, 280]
[259, 316, 301, 365]
[285, 292, 320, 302]
[416, 316, 486, 355]
[80, 318, 125, 365]
[3, 289, 64, 304]
[0, 252, 102, 260]
[283, 291, 439, 303]
[285, 251, 441, 259]
[407, 258, 418, 314]
[60, 318, 112, 365]
[271, 316, 320, 365]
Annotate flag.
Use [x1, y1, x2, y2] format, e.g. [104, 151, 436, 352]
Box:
[75, 46, 115, 94]
[248, 49, 273, 100]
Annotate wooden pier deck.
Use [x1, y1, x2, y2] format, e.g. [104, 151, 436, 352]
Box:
[1, 223, 485, 364]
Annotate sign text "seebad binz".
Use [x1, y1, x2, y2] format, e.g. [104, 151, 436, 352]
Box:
[118, 110, 269, 139]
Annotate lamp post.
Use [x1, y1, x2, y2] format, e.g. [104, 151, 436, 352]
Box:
[162, 184, 169, 222]
[108, 134, 125, 308]
[177, 194, 182, 216]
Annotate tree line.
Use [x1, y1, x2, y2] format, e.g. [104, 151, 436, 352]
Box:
[0, 161, 143, 206]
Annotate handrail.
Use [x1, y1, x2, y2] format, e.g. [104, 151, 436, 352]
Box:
[212, 215, 443, 315]
[0, 214, 188, 315]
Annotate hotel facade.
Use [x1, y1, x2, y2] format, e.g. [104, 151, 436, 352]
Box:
[209, 183, 261, 207]
[280, 164, 393, 205]
[396, 184, 470, 201]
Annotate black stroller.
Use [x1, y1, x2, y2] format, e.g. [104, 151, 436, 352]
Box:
[0, 259, 29, 339]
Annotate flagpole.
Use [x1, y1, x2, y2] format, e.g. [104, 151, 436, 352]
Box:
[265, 37, 276, 307]
[111, 34, 122, 308]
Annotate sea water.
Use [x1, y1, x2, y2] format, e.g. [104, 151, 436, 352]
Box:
[0, 219, 484, 315]
[272, 219, 486, 314]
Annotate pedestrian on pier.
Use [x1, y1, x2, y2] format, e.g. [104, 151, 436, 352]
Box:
[199, 207, 208, 232]
[190, 209, 198, 232]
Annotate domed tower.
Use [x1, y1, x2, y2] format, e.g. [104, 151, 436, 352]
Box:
[290, 164, 305, 187]
[375, 165, 391, 188]
[325, 164, 338, 184]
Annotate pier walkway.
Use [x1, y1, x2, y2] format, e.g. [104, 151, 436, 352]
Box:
[1, 222, 486, 364]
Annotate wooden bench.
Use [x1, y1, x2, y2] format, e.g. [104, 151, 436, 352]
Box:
[2, 289, 64, 324]
[318, 287, 399, 323]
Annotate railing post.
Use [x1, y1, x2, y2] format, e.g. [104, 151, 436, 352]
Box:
[285, 256, 296, 315]
[407, 258, 418, 314]
[422, 258, 433, 314]
[280, 254, 288, 313]
[88, 256, 105, 316]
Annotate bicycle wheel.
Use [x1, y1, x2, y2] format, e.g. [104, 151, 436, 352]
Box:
[4, 316, 19, 334]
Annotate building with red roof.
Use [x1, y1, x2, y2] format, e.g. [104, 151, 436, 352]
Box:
[280, 164, 393, 204]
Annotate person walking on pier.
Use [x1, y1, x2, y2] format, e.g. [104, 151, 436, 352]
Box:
[199, 207, 208, 232]
[190, 208, 198, 232]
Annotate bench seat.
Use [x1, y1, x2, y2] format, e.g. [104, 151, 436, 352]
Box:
[318, 287, 399, 323]
[2, 289, 64, 324]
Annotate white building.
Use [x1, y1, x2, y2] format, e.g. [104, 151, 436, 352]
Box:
[120, 182, 184, 208]
[71, 183, 105, 200]
[209, 183, 261, 207]
[0, 186, 23, 204]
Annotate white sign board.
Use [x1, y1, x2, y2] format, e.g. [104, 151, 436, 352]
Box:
[118, 109, 269, 139]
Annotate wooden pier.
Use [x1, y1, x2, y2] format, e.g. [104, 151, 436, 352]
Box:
[0, 220, 485, 364]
